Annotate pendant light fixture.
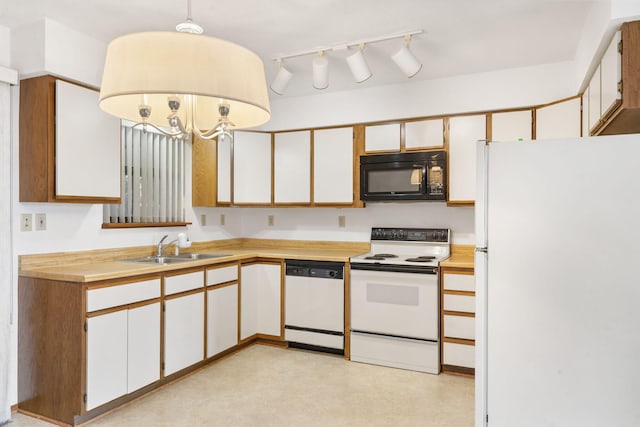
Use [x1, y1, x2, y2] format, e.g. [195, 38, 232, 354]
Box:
[99, 0, 271, 140]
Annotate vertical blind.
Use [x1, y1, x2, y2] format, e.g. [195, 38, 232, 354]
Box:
[104, 125, 185, 224]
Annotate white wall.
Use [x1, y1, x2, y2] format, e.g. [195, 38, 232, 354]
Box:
[0, 25, 10, 68]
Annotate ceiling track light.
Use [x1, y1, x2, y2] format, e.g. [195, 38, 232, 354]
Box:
[270, 29, 423, 92]
[346, 44, 372, 83]
[270, 59, 293, 95]
[391, 35, 422, 78]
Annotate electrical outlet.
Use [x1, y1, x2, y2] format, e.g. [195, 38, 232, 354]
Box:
[35, 213, 47, 231]
[220, 214, 225, 226]
[20, 214, 32, 232]
[338, 215, 346, 228]
[268, 215, 274, 226]
[200, 214, 207, 226]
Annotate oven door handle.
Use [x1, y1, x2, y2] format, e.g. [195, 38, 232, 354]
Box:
[349, 263, 438, 275]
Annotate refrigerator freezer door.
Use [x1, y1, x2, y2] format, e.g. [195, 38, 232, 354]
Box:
[484, 136, 640, 427]
[474, 249, 488, 427]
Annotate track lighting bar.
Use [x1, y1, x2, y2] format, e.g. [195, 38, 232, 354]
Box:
[271, 29, 423, 61]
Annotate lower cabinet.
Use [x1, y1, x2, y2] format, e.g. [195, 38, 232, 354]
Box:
[86, 302, 160, 410]
[240, 262, 282, 340]
[163, 269, 206, 376]
[441, 268, 476, 375]
[206, 264, 239, 358]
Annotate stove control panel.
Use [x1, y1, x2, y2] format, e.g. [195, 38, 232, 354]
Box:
[371, 227, 450, 243]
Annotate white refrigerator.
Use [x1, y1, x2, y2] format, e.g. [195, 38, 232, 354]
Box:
[475, 134, 640, 427]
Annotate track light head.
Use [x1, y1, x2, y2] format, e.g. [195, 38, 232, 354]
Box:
[346, 44, 372, 83]
[270, 60, 293, 95]
[391, 35, 422, 78]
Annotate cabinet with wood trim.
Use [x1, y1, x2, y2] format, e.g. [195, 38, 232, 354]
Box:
[206, 264, 239, 357]
[19, 75, 121, 203]
[240, 262, 282, 341]
[313, 127, 355, 204]
[405, 118, 445, 150]
[163, 269, 205, 376]
[490, 110, 532, 142]
[364, 123, 401, 152]
[233, 131, 272, 204]
[274, 130, 311, 204]
[535, 96, 581, 140]
[590, 21, 640, 135]
[18, 274, 162, 425]
[440, 268, 475, 376]
[448, 114, 487, 205]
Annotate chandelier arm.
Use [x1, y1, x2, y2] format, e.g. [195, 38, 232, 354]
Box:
[194, 127, 233, 140]
[130, 121, 186, 139]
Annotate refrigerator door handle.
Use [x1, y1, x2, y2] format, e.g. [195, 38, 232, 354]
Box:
[475, 247, 488, 253]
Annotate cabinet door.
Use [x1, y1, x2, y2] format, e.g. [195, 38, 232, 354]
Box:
[86, 310, 128, 410]
[535, 97, 581, 140]
[127, 303, 160, 393]
[313, 127, 353, 204]
[405, 119, 444, 149]
[207, 284, 238, 357]
[365, 123, 400, 152]
[600, 30, 622, 119]
[164, 292, 205, 375]
[240, 264, 282, 340]
[55, 80, 121, 199]
[588, 64, 601, 132]
[233, 131, 272, 204]
[217, 135, 232, 203]
[491, 110, 531, 142]
[274, 131, 311, 203]
[448, 115, 486, 203]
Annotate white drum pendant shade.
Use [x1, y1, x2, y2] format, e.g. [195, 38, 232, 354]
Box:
[99, 32, 271, 130]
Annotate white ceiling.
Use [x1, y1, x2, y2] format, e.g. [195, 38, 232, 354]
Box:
[0, 0, 600, 98]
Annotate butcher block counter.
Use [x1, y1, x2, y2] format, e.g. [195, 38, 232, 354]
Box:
[19, 238, 370, 282]
[439, 245, 475, 270]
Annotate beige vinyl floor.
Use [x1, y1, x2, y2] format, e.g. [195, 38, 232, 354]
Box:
[11, 344, 474, 427]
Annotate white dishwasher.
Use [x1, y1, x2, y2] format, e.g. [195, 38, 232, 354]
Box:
[284, 260, 344, 354]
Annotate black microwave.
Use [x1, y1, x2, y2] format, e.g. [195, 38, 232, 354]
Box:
[360, 151, 446, 202]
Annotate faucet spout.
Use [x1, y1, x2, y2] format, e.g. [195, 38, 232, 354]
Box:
[157, 235, 169, 257]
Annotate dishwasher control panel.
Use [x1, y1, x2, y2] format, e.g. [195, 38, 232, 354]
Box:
[285, 260, 344, 280]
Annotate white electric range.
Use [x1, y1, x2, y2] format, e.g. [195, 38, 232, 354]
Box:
[349, 227, 450, 374]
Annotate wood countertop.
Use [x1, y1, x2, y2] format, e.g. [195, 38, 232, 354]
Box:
[19, 239, 371, 283]
[440, 245, 475, 270]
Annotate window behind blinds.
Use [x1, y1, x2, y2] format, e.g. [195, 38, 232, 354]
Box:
[103, 125, 185, 224]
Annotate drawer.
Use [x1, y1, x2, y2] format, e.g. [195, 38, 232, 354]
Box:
[444, 314, 475, 340]
[87, 278, 160, 312]
[165, 271, 204, 295]
[206, 265, 238, 286]
[444, 293, 475, 313]
[443, 341, 475, 368]
[443, 273, 475, 292]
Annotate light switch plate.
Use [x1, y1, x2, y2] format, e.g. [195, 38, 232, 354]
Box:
[20, 214, 32, 232]
[35, 213, 47, 231]
[338, 215, 346, 228]
[268, 215, 274, 226]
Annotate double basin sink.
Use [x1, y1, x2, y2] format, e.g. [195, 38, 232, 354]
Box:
[122, 253, 230, 265]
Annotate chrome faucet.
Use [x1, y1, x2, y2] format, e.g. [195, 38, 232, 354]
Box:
[156, 235, 169, 257]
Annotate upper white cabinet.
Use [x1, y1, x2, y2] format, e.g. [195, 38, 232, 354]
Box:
[491, 110, 531, 142]
[313, 127, 354, 204]
[588, 21, 640, 135]
[274, 131, 311, 204]
[233, 131, 272, 204]
[405, 118, 444, 149]
[448, 115, 486, 204]
[19, 75, 121, 203]
[365, 123, 400, 152]
[535, 97, 581, 140]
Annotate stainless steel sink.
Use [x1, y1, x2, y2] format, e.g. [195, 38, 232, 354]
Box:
[121, 253, 230, 265]
[174, 253, 231, 260]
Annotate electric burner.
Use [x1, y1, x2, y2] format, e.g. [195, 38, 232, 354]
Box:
[374, 254, 398, 258]
[405, 256, 436, 262]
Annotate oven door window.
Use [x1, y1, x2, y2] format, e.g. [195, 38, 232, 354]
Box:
[364, 165, 423, 194]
